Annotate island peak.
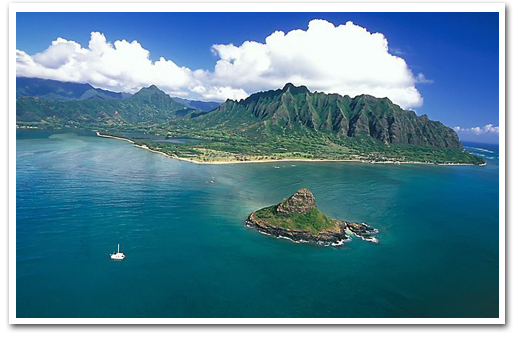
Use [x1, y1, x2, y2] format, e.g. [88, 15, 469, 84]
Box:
[276, 188, 316, 215]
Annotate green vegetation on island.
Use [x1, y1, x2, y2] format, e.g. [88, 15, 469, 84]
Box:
[246, 188, 378, 245]
[254, 205, 339, 235]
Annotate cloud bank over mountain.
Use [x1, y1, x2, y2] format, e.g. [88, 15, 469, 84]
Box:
[16, 19, 427, 108]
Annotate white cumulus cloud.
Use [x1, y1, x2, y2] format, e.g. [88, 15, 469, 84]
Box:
[454, 124, 499, 135]
[453, 124, 500, 143]
[17, 32, 197, 94]
[210, 20, 424, 108]
[16, 20, 428, 107]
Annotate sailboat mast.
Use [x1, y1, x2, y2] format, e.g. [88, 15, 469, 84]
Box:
[117, 244, 120, 253]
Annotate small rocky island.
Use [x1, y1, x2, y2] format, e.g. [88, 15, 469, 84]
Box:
[246, 188, 378, 246]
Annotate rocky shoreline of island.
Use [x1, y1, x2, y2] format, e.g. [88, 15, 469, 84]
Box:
[246, 213, 378, 246]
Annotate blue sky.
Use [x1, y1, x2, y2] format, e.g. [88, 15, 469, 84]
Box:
[16, 12, 500, 143]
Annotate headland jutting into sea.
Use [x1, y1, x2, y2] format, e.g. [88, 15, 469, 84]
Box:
[95, 132, 484, 166]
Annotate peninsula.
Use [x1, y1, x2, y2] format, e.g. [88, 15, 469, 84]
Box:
[246, 188, 378, 246]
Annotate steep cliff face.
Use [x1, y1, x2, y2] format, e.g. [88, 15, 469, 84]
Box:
[197, 83, 462, 149]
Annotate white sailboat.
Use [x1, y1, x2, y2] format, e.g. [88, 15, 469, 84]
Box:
[110, 244, 125, 260]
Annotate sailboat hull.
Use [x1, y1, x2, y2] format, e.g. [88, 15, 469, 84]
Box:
[110, 253, 125, 260]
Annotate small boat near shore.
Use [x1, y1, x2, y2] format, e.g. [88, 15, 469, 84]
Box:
[110, 244, 125, 260]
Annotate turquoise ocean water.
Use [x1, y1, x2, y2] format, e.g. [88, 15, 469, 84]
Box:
[16, 130, 499, 318]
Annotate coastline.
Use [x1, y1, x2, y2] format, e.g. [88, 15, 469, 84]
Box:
[95, 131, 480, 166]
[95, 132, 136, 144]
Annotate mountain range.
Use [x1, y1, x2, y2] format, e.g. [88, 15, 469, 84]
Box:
[16, 77, 482, 164]
[16, 77, 131, 101]
[16, 77, 220, 110]
[192, 83, 462, 149]
[17, 84, 191, 124]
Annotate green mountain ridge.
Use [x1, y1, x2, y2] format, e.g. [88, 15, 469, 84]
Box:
[16, 77, 220, 111]
[16, 81, 484, 164]
[16, 84, 191, 125]
[16, 77, 130, 101]
[194, 83, 462, 149]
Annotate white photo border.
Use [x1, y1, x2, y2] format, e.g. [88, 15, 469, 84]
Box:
[8, 2, 506, 325]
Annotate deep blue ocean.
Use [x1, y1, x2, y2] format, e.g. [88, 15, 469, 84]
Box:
[16, 130, 500, 318]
